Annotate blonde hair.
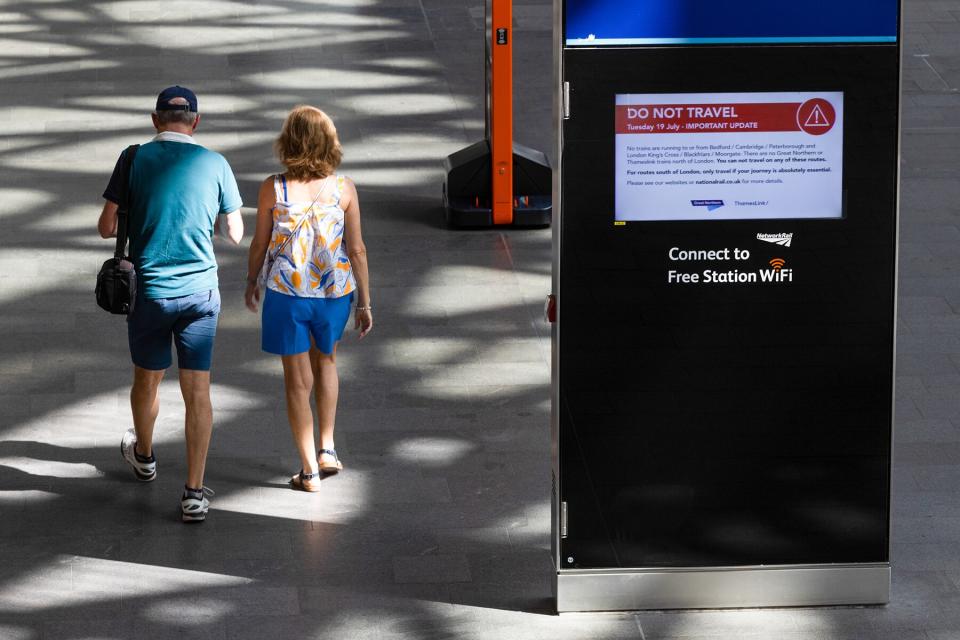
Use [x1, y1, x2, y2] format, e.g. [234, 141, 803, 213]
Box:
[275, 105, 343, 181]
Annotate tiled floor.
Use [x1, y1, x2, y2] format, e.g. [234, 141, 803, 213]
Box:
[0, 0, 958, 638]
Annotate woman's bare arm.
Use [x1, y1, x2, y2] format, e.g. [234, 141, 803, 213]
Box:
[341, 178, 372, 337]
[244, 177, 277, 312]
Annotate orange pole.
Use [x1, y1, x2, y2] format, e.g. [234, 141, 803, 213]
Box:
[490, 0, 513, 224]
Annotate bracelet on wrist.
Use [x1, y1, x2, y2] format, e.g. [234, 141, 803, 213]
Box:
[356, 305, 372, 311]
[245, 277, 257, 285]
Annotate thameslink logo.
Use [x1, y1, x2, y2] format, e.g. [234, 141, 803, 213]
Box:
[757, 232, 793, 248]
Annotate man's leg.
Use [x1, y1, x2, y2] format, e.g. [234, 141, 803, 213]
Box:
[179, 368, 213, 490]
[130, 366, 165, 457]
[172, 289, 220, 494]
[125, 294, 174, 481]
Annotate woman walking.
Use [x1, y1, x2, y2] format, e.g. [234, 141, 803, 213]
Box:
[245, 105, 372, 492]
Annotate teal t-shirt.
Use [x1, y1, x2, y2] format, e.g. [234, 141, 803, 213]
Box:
[105, 139, 242, 299]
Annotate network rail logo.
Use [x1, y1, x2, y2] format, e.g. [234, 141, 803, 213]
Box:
[757, 233, 793, 248]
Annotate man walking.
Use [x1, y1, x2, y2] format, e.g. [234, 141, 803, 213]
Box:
[98, 86, 244, 522]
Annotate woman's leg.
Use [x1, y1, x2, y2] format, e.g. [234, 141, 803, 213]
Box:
[281, 351, 320, 475]
[310, 343, 339, 461]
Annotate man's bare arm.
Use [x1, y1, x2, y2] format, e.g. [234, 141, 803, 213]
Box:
[98, 201, 119, 238]
[215, 209, 244, 245]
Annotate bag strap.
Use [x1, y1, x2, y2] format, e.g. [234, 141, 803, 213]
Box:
[266, 180, 327, 265]
[114, 144, 140, 259]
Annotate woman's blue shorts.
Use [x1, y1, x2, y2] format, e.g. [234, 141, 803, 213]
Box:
[261, 288, 353, 356]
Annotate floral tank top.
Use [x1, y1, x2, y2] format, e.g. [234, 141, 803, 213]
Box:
[265, 174, 356, 299]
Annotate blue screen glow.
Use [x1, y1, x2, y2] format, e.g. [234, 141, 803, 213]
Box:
[565, 0, 899, 46]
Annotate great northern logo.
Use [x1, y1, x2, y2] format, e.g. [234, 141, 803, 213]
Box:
[757, 233, 793, 248]
[692, 199, 724, 212]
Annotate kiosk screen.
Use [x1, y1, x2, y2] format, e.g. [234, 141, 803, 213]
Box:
[565, 0, 898, 46]
[614, 91, 844, 222]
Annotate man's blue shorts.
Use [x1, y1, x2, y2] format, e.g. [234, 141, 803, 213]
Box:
[127, 289, 221, 371]
[262, 288, 352, 356]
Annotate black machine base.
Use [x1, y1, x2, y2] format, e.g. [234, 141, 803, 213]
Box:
[442, 140, 552, 228]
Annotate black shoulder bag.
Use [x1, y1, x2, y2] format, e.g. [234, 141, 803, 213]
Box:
[95, 144, 140, 315]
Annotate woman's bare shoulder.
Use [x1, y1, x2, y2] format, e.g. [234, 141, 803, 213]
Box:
[338, 174, 358, 201]
[257, 175, 278, 206]
[260, 174, 278, 189]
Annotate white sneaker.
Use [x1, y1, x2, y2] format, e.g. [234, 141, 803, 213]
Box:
[180, 486, 214, 523]
[120, 429, 156, 482]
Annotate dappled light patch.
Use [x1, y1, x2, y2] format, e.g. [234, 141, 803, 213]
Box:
[0, 456, 103, 478]
[245, 67, 427, 91]
[0, 489, 59, 506]
[0, 556, 251, 612]
[390, 436, 475, 467]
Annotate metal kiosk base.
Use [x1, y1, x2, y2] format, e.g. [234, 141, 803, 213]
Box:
[442, 140, 552, 228]
[555, 564, 890, 612]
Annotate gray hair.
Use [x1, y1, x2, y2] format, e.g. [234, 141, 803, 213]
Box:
[155, 96, 197, 126]
[155, 109, 198, 126]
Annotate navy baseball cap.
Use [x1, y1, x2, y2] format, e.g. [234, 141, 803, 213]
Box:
[156, 85, 198, 112]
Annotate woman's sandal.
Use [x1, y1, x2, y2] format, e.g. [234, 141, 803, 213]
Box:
[318, 448, 344, 475]
[290, 469, 322, 492]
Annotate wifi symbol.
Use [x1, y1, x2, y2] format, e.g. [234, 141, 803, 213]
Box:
[769, 258, 786, 271]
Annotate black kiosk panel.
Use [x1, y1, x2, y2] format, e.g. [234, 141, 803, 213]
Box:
[554, 0, 899, 603]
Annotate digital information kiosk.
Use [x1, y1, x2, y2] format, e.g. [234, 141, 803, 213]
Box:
[551, 1, 901, 611]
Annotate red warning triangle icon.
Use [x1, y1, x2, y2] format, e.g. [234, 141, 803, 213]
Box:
[804, 105, 831, 127]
